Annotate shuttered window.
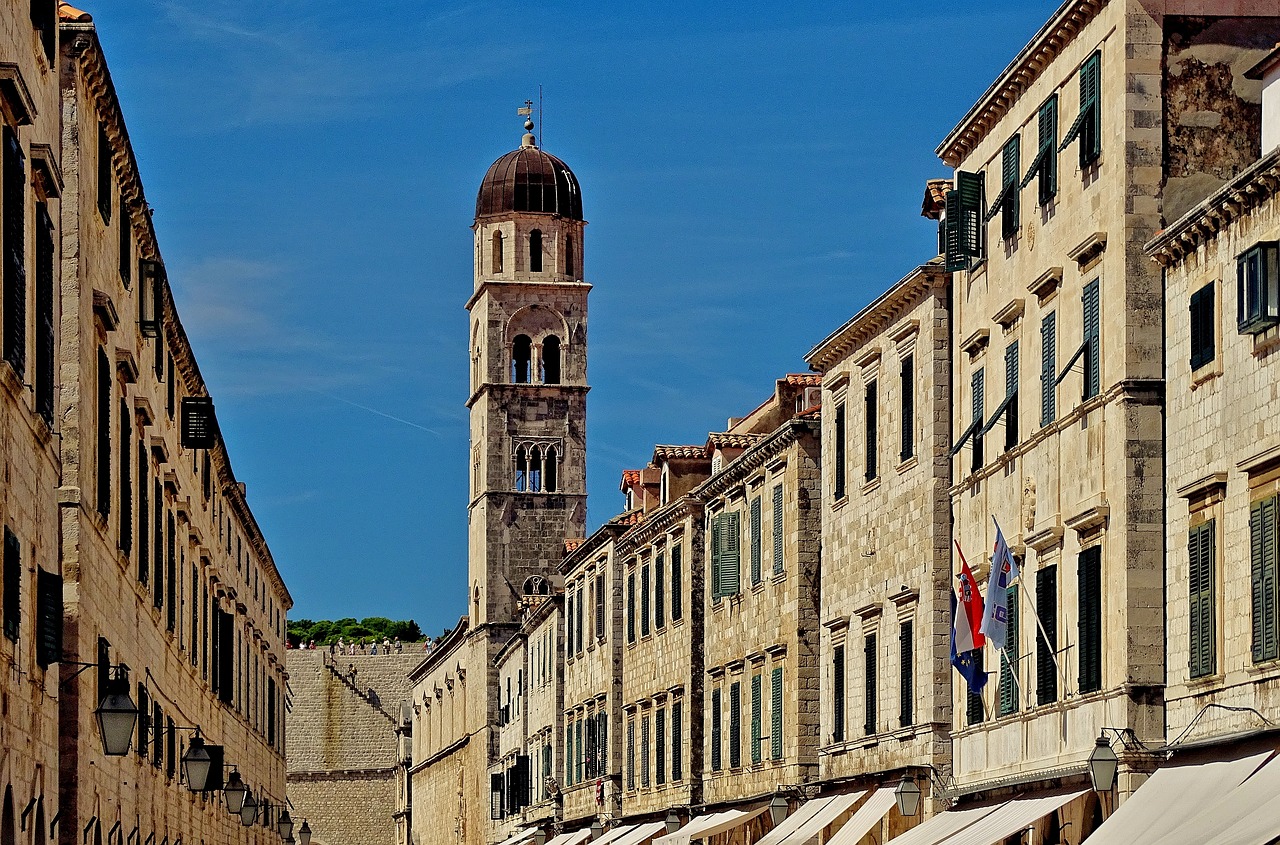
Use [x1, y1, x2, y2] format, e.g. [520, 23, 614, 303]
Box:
[1040, 313, 1056, 426]
[943, 171, 985, 271]
[971, 369, 985, 471]
[1083, 280, 1100, 400]
[865, 380, 878, 481]
[566, 590, 575, 655]
[34, 203, 53, 425]
[1190, 283, 1215, 370]
[119, 400, 132, 554]
[728, 681, 741, 768]
[999, 585, 1020, 716]
[771, 485, 784, 575]
[167, 511, 176, 632]
[3, 125, 25, 378]
[832, 644, 845, 742]
[1036, 566, 1059, 704]
[900, 354, 914, 461]
[626, 571, 635, 643]
[1021, 95, 1058, 204]
[640, 714, 650, 787]
[597, 711, 608, 776]
[152, 701, 163, 767]
[750, 673, 762, 763]
[640, 563, 650, 637]
[2, 528, 18, 641]
[97, 122, 112, 221]
[1078, 546, 1102, 693]
[153, 483, 164, 607]
[137, 685, 150, 757]
[864, 634, 877, 736]
[653, 552, 665, 628]
[595, 572, 605, 639]
[899, 621, 913, 727]
[750, 496, 762, 584]
[770, 667, 783, 759]
[834, 401, 846, 498]
[986, 134, 1020, 240]
[138, 450, 149, 584]
[575, 719, 583, 783]
[671, 700, 682, 780]
[1189, 521, 1216, 678]
[671, 544, 683, 621]
[96, 349, 111, 517]
[118, 192, 131, 284]
[1059, 51, 1102, 168]
[713, 512, 741, 598]
[1004, 342, 1019, 451]
[1251, 497, 1279, 663]
[35, 568, 62, 666]
[655, 707, 666, 785]
[217, 610, 234, 703]
[966, 649, 985, 725]
[710, 688, 721, 771]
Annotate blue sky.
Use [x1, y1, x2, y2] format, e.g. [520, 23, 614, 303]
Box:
[95, 0, 1064, 634]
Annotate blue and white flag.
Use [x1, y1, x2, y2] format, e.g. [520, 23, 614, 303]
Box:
[979, 517, 1021, 650]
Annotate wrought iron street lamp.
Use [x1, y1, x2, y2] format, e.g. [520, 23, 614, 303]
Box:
[895, 776, 922, 817]
[278, 810, 294, 840]
[239, 790, 259, 827]
[95, 666, 139, 756]
[1088, 735, 1119, 793]
[181, 732, 213, 792]
[224, 771, 247, 815]
[298, 820, 312, 845]
[664, 812, 680, 835]
[768, 794, 790, 826]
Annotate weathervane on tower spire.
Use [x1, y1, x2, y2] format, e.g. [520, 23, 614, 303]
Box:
[518, 99, 536, 148]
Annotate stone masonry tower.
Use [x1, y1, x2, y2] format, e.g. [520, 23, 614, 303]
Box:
[467, 115, 589, 630]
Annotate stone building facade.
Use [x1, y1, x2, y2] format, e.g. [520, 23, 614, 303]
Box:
[56, 7, 293, 845]
[286, 650, 420, 845]
[0, 2, 65, 842]
[805, 262, 953, 834]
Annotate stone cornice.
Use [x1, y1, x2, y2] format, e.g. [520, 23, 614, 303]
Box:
[1146, 148, 1280, 266]
[935, 0, 1108, 167]
[465, 278, 592, 312]
[616, 496, 702, 556]
[561, 520, 628, 575]
[692, 418, 818, 503]
[407, 615, 471, 682]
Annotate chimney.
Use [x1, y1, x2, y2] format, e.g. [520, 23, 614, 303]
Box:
[1247, 43, 1280, 157]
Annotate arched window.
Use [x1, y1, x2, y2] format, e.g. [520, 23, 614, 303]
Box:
[660, 462, 670, 505]
[492, 230, 504, 273]
[529, 445, 543, 493]
[542, 336, 561, 384]
[565, 233, 575, 276]
[544, 445, 559, 493]
[529, 229, 543, 272]
[515, 445, 529, 491]
[512, 335, 532, 383]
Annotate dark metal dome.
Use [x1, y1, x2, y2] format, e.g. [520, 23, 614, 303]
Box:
[476, 140, 583, 221]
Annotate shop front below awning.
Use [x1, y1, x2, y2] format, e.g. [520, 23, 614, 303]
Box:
[543, 828, 593, 845]
[651, 806, 767, 845]
[494, 828, 538, 845]
[877, 788, 1085, 845]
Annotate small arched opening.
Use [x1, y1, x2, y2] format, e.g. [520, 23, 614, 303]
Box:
[541, 336, 561, 384]
[512, 335, 532, 383]
[529, 229, 543, 272]
[544, 445, 559, 493]
[529, 445, 543, 493]
[660, 462, 670, 505]
[492, 230, 504, 274]
[522, 576, 551, 596]
[515, 445, 529, 492]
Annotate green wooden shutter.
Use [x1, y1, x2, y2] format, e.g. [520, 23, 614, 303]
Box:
[956, 170, 984, 262]
[900, 354, 914, 461]
[943, 188, 964, 271]
[750, 673, 762, 763]
[865, 380, 878, 480]
[641, 563, 651, 636]
[1000, 134, 1020, 240]
[750, 496, 762, 584]
[1190, 284, 1215, 370]
[2, 126, 26, 378]
[720, 512, 741, 596]
[1036, 566, 1058, 704]
[640, 714, 649, 787]
[711, 514, 722, 599]
[864, 634, 877, 735]
[656, 707, 666, 785]
[1004, 342, 1019, 451]
[1038, 95, 1058, 203]
[772, 485, 784, 575]
[2, 528, 18, 641]
[999, 585, 1020, 716]
[1078, 547, 1102, 693]
[96, 348, 111, 517]
[899, 621, 913, 726]
[35, 568, 62, 666]
[1081, 51, 1101, 165]
[1083, 280, 1101, 399]
[771, 667, 783, 759]
[595, 572, 605, 638]
[1040, 313, 1057, 426]
[834, 402, 847, 497]
[832, 645, 845, 742]
[655, 552, 665, 628]
[671, 700, 683, 780]
[626, 571, 636, 643]
[1189, 521, 1217, 678]
[626, 718, 634, 788]
[729, 681, 741, 768]
[671, 545, 683, 620]
[1256, 497, 1279, 661]
[971, 368, 985, 471]
[34, 203, 53, 425]
[966, 649, 985, 725]
[710, 688, 721, 771]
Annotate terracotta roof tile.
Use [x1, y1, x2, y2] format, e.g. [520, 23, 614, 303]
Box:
[564, 538, 586, 554]
[58, 2, 91, 21]
[609, 508, 645, 526]
[621, 470, 641, 486]
[797, 405, 820, 419]
[652, 444, 707, 461]
[784, 373, 822, 386]
[706, 432, 763, 450]
[922, 178, 949, 220]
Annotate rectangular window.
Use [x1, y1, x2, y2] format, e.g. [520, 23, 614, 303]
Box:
[655, 707, 666, 785]
[2, 528, 18, 641]
[166, 511, 177, 631]
[671, 700, 683, 780]
[35, 568, 62, 666]
[595, 572, 605, 638]
[864, 380, 878, 481]
[1189, 520, 1217, 678]
[118, 192, 131, 284]
[640, 714, 650, 787]
[971, 369, 985, 471]
[1036, 565, 1059, 704]
[575, 719, 583, 784]
[138, 452, 148, 584]
[1078, 546, 1102, 694]
[1190, 283, 1215, 370]
[153, 479, 163, 609]
[710, 688, 722, 771]
[1022, 94, 1059, 205]
[864, 634, 877, 736]
[750, 496, 762, 584]
[2, 125, 25, 379]
[998, 585, 1020, 716]
[119, 400, 131, 555]
[596, 711, 607, 776]
[1237, 243, 1280, 334]
[1040, 313, 1057, 426]
[770, 666, 783, 760]
[97, 121, 112, 222]
[1083, 279, 1100, 399]
[96, 349, 111, 517]
[712, 512, 741, 598]
[1004, 342, 1019, 451]
[986, 134, 1020, 240]
[943, 171, 985, 271]
[966, 649, 985, 725]
[772, 484, 783, 575]
[750, 673, 762, 764]
[671, 544, 683, 621]
[566, 590, 575, 655]
[640, 563, 651, 637]
[728, 681, 741, 768]
[1251, 496, 1279, 662]
[34, 203, 53, 426]
[152, 701, 163, 767]
[900, 354, 914, 461]
[137, 685, 150, 758]
[832, 644, 845, 743]
[626, 571, 635, 644]
[655, 552, 665, 628]
[834, 401, 846, 498]
[899, 621, 913, 726]
[1072, 50, 1102, 167]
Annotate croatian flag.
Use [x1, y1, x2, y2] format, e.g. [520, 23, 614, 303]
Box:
[953, 540, 985, 653]
[951, 592, 988, 692]
[980, 517, 1021, 650]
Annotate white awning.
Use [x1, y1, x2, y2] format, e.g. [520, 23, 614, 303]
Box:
[821, 789, 897, 845]
[592, 825, 641, 845]
[937, 789, 1086, 845]
[494, 829, 537, 845]
[607, 821, 668, 845]
[1158, 752, 1280, 845]
[756, 792, 865, 845]
[1083, 751, 1270, 845]
[882, 802, 1004, 845]
[544, 829, 593, 845]
[651, 807, 767, 845]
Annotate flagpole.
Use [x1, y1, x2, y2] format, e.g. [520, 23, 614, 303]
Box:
[1018, 570, 1069, 697]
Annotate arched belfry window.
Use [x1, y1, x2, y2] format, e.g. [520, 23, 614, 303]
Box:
[513, 437, 563, 494]
[542, 336, 561, 384]
[512, 335, 532, 383]
[529, 229, 543, 273]
[544, 445, 558, 493]
[492, 230, 504, 274]
[523, 576, 551, 596]
[565, 233, 575, 276]
[515, 445, 529, 491]
[529, 445, 543, 493]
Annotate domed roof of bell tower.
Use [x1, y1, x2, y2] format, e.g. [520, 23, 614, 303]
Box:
[475, 117, 584, 222]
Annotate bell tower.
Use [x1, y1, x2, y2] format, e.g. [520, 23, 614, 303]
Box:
[466, 115, 589, 630]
